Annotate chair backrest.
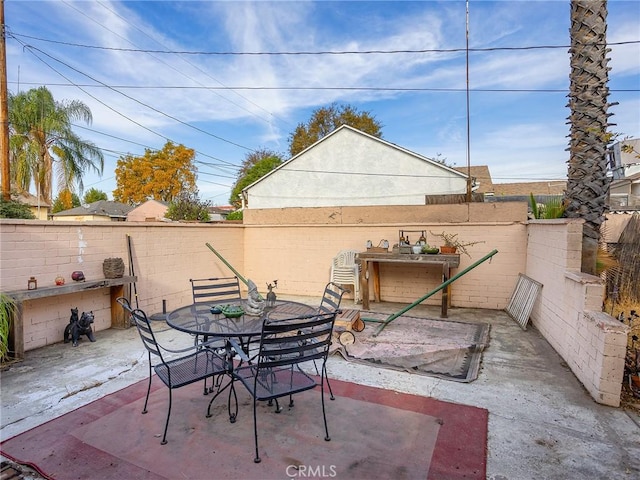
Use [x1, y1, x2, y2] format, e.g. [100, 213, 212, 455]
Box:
[116, 296, 133, 314]
[117, 297, 165, 362]
[258, 312, 337, 371]
[318, 282, 348, 314]
[190, 277, 241, 305]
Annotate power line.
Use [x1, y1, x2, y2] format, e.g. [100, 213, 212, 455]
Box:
[74, 125, 238, 176]
[89, 1, 290, 129]
[9, 31, 640, 55]
[14, 80, 640, 93]
[10, 35, 253, 181]
[21, 43, 255, 152]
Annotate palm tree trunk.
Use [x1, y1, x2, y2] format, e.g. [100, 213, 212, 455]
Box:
[564, 0, 613, 275]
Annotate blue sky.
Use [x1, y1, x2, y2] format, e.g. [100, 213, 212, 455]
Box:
[6, 0, 640, 204]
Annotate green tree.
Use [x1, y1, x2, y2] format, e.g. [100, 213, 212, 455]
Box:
[113, 141, 197, 205]
[165, 191, 210, 222]
[563, 0, 613, 275]
[229, 152, 283, 208]
[288, 103, 383, 157]
[8, 86, 104, 204]
[51, 189, 81, 213]
[0, 197, 35, 219]
[83, 188, 108, 204]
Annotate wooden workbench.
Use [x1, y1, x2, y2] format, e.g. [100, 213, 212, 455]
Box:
[5, 276, 137, 358]
[356, 252, 460, 318]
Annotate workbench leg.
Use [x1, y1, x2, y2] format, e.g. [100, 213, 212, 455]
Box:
[372, 262, 381, 303]
[9, 301, 24, 359]
[359, 260, 370, 310]
[110, 285, 128, 329]
[441, 264, 450, 318]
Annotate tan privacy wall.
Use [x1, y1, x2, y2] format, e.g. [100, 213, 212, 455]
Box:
[0, 221, 244, 351]
[526, 219, 628, 407]
[0, 204, 628, 406]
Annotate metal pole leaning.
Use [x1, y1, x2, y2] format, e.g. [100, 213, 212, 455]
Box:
[205, 242, 264, 300]
[364, 249, 499, 337]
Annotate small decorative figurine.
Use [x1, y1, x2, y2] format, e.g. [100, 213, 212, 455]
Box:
[266, 280, 278, 308]
[244, 279, 266, 316]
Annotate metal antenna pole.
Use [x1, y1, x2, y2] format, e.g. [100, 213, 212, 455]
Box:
[465, 0, 472, 203]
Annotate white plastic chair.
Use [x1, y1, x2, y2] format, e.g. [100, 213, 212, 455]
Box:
[329, 250, 361, 304]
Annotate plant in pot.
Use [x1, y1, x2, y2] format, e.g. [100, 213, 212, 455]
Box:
[0, 293, 16, 364]
[429, 231, 484, 258]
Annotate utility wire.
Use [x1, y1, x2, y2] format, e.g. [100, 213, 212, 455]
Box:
[11, 35, 252, 182]
[71, 123, 240, 174]
[10, 31, 640, 54]
[21, 42, 254, 153]
[90, 1, 289, 129]
[10, 80, 638, 93]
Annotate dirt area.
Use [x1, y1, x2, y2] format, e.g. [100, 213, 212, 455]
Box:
[609, 300, 640, 414]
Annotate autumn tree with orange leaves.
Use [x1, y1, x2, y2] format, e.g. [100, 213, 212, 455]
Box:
[113, 141, 197, 205]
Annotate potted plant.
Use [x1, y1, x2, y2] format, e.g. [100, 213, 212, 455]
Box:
[0, 293, 16, 364]
[430, 231, 484, 257]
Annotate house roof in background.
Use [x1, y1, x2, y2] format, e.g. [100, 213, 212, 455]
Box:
[243, 125, 468, 194]
[610, 171, 640, 187]
[207, 205, 234, 214]
[53, 200, 133, 218]
[492, 181, 567, 196]
[453, 166, 494, 193]
[10, 190, 50, 208]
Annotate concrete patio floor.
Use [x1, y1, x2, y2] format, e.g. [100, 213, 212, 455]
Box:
[1, 295, 639, 479]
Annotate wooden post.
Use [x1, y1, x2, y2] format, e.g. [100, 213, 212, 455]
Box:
[0, 0, 11, 201]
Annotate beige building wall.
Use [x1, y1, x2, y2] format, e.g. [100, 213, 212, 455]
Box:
[127, 200, 168, 222]
[53, 215, 113, 222]
[245, 126, 468, 209]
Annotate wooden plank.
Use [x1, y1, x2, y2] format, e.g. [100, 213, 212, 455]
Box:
[5, 276, 137, 358]
[6, 276, 137, 302]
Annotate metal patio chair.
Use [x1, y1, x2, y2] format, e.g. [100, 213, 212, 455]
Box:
[117, 297, 231, 445]
[316, 282, 348, 399]
[189, 276, 242, 343]
[229, 311, 338, 463]
[189, 276, 243, 391]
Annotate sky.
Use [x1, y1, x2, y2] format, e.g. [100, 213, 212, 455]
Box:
[5, 0, 640, 205]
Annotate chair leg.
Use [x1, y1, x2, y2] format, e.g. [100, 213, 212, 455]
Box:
[161, 388, 173, 445]
[325, 372, 335, 401]
[142, 357, 152, 414]
[253, 397, 261, 463]
[320, 374, 331, 442]
[315, 360, 334, 400]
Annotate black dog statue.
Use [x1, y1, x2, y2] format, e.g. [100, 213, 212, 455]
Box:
[64, 308, 96, 347]
[63, 308, 79, 344]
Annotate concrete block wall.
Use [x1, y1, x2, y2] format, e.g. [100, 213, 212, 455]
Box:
[0, 221, 244, 351]
[0, 206, 630, 406]
[2, 209, 526, 351]
[242, 222, 526, 309]
[527, 220, 627, 407]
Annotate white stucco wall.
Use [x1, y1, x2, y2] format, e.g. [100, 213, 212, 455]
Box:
[245, 126, 468, 208]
